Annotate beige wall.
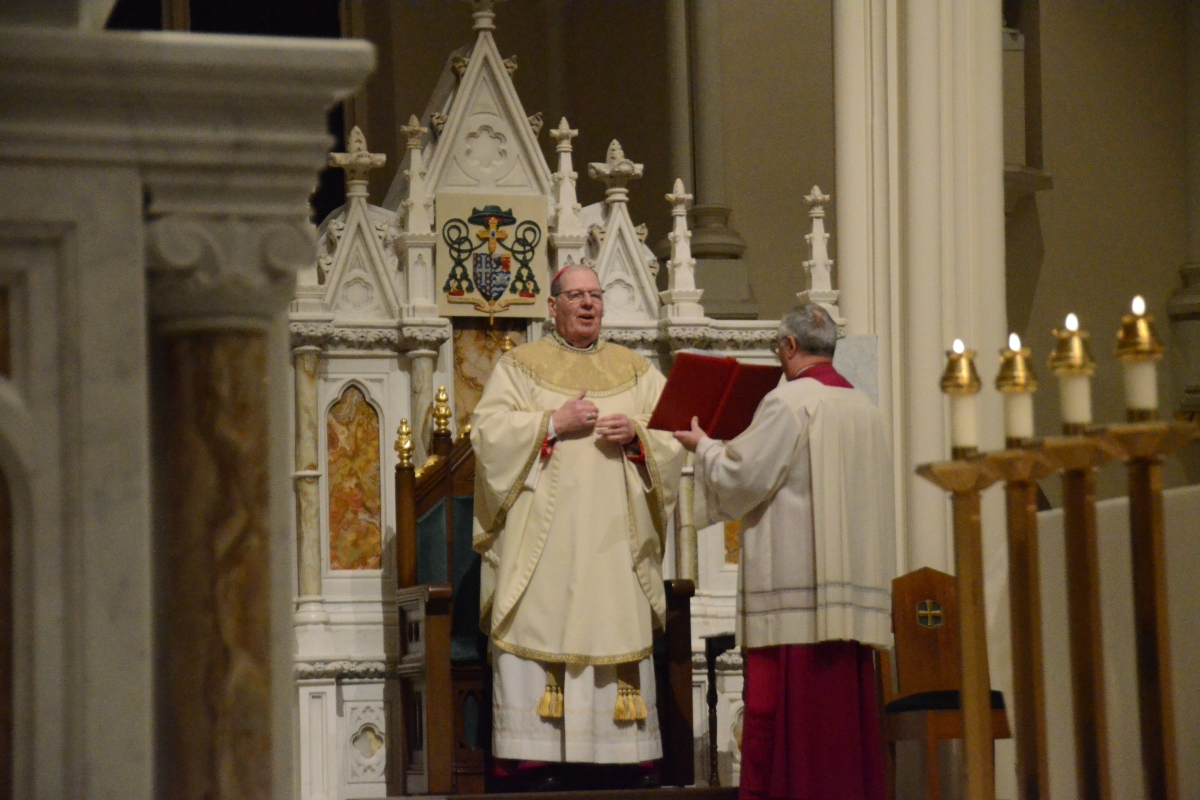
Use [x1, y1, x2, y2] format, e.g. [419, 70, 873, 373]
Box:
[1013, 1, 1195, 500]
[718, 0, 836, 320]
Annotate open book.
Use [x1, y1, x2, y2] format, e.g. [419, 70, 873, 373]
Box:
[648, 352, 783, 440]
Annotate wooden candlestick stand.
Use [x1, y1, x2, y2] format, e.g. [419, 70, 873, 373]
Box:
[982, 448, 1057, 800]
[916, 458, 1001, 800]
[1101, 421, 1195, 800]
[1039, 434, 1122, 800]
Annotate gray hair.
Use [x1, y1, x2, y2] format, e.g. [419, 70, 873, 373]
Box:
[779, 303, 837, 358]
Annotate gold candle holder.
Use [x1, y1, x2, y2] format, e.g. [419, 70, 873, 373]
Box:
[1049, 314, 1096, 435]
[997, 333, 1038, 448]
[941, 339, 982, 459]
[1115, 295, 1163, 422]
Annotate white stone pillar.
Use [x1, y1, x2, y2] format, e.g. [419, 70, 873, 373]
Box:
[834, 4, 1013, 791]
[292, 346, 332, 649]
[833, 0, 901, 543]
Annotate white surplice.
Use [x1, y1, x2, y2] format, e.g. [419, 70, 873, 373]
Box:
[694, 376, 896, 649]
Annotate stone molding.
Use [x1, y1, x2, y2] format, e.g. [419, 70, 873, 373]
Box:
[294, 659, 397, 681]
[0, 26, 374, 181]
[0, 26, 374, 328]
[288, 321, 451, 352]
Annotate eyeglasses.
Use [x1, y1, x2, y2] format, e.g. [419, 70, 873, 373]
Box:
[554, 289, 605, 304]
[770, 335, 793, 355]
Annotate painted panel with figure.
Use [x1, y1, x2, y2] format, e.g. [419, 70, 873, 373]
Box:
[327, 385, 383, 570]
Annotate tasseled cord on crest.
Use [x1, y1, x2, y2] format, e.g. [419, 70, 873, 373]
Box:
[538, 663, 565, 719]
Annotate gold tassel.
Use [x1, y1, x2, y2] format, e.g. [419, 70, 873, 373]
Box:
[538, 663, 565, 719]
[614, 664, 647, 722]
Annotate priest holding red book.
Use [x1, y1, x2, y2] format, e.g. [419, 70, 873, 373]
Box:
[675, 303, 895, 800]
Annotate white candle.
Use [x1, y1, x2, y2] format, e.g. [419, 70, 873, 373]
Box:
[1058, 374, 1092, 425]
[951, 393, 979, 448]
[1004, 392, 1034, 439]
[1123, 360, 1158, 411]
[1120, 296, 1159, 412]
[1053, 313, 1093, 426]
[948, 339, 979, 448]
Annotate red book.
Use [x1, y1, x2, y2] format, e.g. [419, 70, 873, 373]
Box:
[648, 352, 783, 440]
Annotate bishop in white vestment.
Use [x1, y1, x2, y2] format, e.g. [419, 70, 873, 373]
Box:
[677, 303, 895, 800]
[471, 264, 685, 772]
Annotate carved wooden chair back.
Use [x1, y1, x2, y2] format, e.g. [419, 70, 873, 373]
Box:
[891, 566, 961, 698]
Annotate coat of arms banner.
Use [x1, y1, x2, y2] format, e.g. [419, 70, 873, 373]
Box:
[435, 193, 549, 319]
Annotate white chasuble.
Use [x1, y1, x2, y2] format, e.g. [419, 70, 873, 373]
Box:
[695, 377, 896, 650]
[471, 337, 684, 761]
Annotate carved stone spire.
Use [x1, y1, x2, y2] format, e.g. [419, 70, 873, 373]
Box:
[328, 126, 386, 198]
[550, 117, 583, 237]
[659, 178, 704, 319]
[588, 140, 643, 205]
[400, 114, 431, 233]
[796, 185, 844, 330]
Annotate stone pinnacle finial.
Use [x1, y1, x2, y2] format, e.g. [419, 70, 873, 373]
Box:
[804, 185, 831, 217]
[588, 140, 643, 203]
[550, 117, 579, 152]
[666, 178, 694, 211]
[471, 0, 496, 31]
[401, 115, 427, 149]
[328, 126, 386, 187]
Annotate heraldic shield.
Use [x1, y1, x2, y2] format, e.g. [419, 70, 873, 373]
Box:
[436, 195, 548, 320]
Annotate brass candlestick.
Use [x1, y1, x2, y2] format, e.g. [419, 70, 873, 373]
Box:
[917, 458, 1002, 800]
[984, 448, 1057, 800]
[1049, 314, 1096, 435]
[1102, 421, 1195, 800]
[1040, 433, 1123, 800]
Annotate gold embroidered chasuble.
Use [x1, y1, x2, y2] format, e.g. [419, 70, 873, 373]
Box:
[471, 337, 685, 666]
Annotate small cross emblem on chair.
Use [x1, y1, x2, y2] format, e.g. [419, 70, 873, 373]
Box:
[917, 600, 943, 628]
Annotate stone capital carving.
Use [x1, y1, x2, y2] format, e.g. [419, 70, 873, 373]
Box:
[149, 216, 312, 329]
[294, 659, 397, 681]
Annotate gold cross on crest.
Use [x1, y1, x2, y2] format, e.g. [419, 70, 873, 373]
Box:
[917, 600, 943, 628]
[476, 217, 508, 253]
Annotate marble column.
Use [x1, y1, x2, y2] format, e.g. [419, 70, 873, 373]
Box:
[293, 346, 331, 645]
[409, 348, 437, 464]
[665, 0, 693, 195]
[140, 37, 373, 800]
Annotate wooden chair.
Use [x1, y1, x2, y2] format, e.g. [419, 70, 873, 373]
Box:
[394, 413, 696, 794]
[877, 567, 1010, 800]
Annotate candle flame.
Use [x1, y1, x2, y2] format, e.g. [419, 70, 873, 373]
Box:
[1008, 333, 1021, 351]
[952, 338, 965, 354]
[1065, 313, 1079, 332]
[1132, 295, 1146, 315]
